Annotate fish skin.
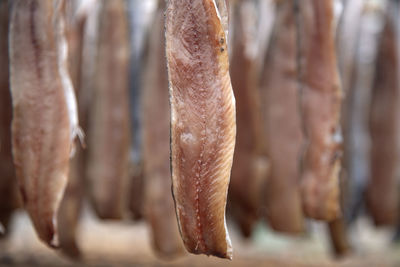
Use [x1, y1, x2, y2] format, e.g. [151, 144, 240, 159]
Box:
[260, 0, 304, 233]
[9, 0, 76, 246]
[86, 0, 131, 220]
[297, 0, 343, 221]
[228, 0, 270, 237]
[166, 0, 236, 259]
[141, 2, 184, 258]
[126, 0, 154, 222]
[336, 0, 363, 96]
[0, 0, 19, 237]
[336, 0, 366, 226]
[340, 2, 385, 225]
[367, 2, 400, 226]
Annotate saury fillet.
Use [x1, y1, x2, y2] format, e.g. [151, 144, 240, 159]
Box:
[296, 0, 343, 221]
[260, 0, 304, 233]
[166, 0, 236, 259]
[9, 0, 80, 246]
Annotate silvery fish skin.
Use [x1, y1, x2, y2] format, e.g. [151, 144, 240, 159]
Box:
[336, 0, 363, 96]
[86, 0, 131, 220]
[57, 156, 82, 258]
[340, 2, 384, 224]
[297, 0, 343, 221]
[0, 0, 19, 236]
[367, 1, 400, 226]
[9, 0, 79, 246]
[260, 0, 304, 233]
[166, 0, 236, 259]
[128, 165, 144, 221]
[228, 0, 269, 238]
[336, 0, 365, 225]
[141, 2, 184, 258]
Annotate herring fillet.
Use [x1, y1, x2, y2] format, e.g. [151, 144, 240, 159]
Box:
[141, 2, 184, 258]
[166, 0, 236, 259]
[297, 0, 343, 221]
[9, 0, 78, 246]
[86, 0, 131, 219]
[0, 0, 19, 235]
[260, 0, 304, 233]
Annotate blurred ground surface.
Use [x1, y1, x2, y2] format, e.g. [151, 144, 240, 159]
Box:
[0, 207, 399, 267]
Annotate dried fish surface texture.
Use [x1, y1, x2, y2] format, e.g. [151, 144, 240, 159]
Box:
[297, 0, 343, 221]
[9, 0, 79, 247]
[166, 0, 236, 259]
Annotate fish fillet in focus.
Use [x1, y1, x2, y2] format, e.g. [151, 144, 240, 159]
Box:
[166, 0, 236, 259]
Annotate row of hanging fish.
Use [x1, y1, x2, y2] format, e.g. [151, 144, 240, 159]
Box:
[1, 0, 400, 261]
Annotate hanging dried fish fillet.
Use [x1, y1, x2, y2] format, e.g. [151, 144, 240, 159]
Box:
[336, 0, 365, 226]
[86, 0, 131, 220]
[57, 1, 90, 258]
[260, 0, 304, 233]
[166, 0, 236, 259]
[367, 1, 400, 226]
[336, 0, 363, 96]
[9, 0, 80, 246]
[296, 0, 343, 221]
[0, 0, 19, 237]
[126, 0, 156, 222]
[341, 2, 384, 224]
[141, 2, 184, 258]
[228, 0, 270, 238]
